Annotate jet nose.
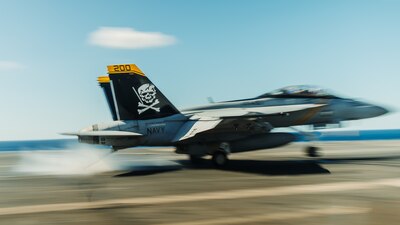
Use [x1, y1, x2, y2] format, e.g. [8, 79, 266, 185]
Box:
[357, 103, 390, 119]
[341, 100, 390, 120]
[371, 105, 389, 117]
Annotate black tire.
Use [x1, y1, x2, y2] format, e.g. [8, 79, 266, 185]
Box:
[189, 155, 203, 164]
[306, 146, 321, 157]
[212, 151, 228, 167]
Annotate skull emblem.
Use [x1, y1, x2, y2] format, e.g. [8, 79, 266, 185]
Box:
[138, 83, 157, 104]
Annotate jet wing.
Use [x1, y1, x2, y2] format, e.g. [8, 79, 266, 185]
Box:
[175, 104, 325, 143]
[62, 131, 143, 137]
[188, 104, 326, 119]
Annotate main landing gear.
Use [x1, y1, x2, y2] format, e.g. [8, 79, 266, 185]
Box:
[187, 142, 231, 167]
[189, 151, 229, 167]
[212, 151, 228, 167]
[212, 142, 230, 167]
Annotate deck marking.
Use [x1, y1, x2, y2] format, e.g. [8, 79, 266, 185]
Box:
[156, 206, 370, 225]
[0, 178, 398, 216]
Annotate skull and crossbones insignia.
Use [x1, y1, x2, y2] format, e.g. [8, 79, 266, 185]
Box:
[134, 83, 160, 114]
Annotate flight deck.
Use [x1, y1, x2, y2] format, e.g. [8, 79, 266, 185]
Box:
[0, 141, 399, 225]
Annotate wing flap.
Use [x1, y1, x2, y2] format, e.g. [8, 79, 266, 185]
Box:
[173, 119, 222, 142]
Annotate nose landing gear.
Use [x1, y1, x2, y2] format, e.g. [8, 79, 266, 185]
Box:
[305, 146, 321, 157]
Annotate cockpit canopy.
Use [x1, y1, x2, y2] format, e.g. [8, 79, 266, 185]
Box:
[258, 85, 340, 99]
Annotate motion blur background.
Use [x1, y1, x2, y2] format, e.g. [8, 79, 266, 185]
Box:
[0, 0, 399, 140]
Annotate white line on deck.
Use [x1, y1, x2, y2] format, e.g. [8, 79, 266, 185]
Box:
[0, 177, 398, 216]
[156, 206, 370, 225]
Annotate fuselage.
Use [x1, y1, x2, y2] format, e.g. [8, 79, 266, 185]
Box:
[81, 95, 388, 148]
[183, 96, 388, 126]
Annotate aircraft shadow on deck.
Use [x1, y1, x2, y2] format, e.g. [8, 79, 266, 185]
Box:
[318, 155, 400, 163]
[180, 159, 331, 176]
[114, 165, 182, 177]
[114, 153, 400, 177]
[115, 159, 331, 177]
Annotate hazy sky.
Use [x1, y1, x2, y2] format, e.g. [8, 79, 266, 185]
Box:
[0, 0, 399, 140]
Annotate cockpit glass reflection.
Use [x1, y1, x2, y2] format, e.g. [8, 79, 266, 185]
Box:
[258, 85, 340, 99]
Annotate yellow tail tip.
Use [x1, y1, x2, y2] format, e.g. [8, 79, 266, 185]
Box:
[107, 64, 145, 76]
[97, 76, 110, 83]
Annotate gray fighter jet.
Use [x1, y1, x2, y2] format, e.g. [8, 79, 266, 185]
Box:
[65, 64, 388, 166]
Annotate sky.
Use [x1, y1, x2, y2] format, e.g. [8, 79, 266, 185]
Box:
[0, 0, 399, 140]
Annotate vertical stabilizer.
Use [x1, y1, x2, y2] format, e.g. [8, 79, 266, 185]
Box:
[107, 64, 180, 120]
[97, 76, 118, 121]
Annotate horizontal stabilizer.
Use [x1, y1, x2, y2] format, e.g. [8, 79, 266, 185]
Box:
[61, 131, 143, 137]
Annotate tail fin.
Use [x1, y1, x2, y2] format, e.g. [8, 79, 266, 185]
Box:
[107, 64, 180, 120]
[97, 76, 118, 121]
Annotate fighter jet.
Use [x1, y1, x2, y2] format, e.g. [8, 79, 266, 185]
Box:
[65, 64, 388, 166]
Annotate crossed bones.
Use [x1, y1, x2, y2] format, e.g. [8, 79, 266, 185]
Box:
[138, 99, 160, 114]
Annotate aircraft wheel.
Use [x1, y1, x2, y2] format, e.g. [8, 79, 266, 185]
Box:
[306, 146, 321, 157]
[212, 151, 228, 167]
[189, 155, 203, 164]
